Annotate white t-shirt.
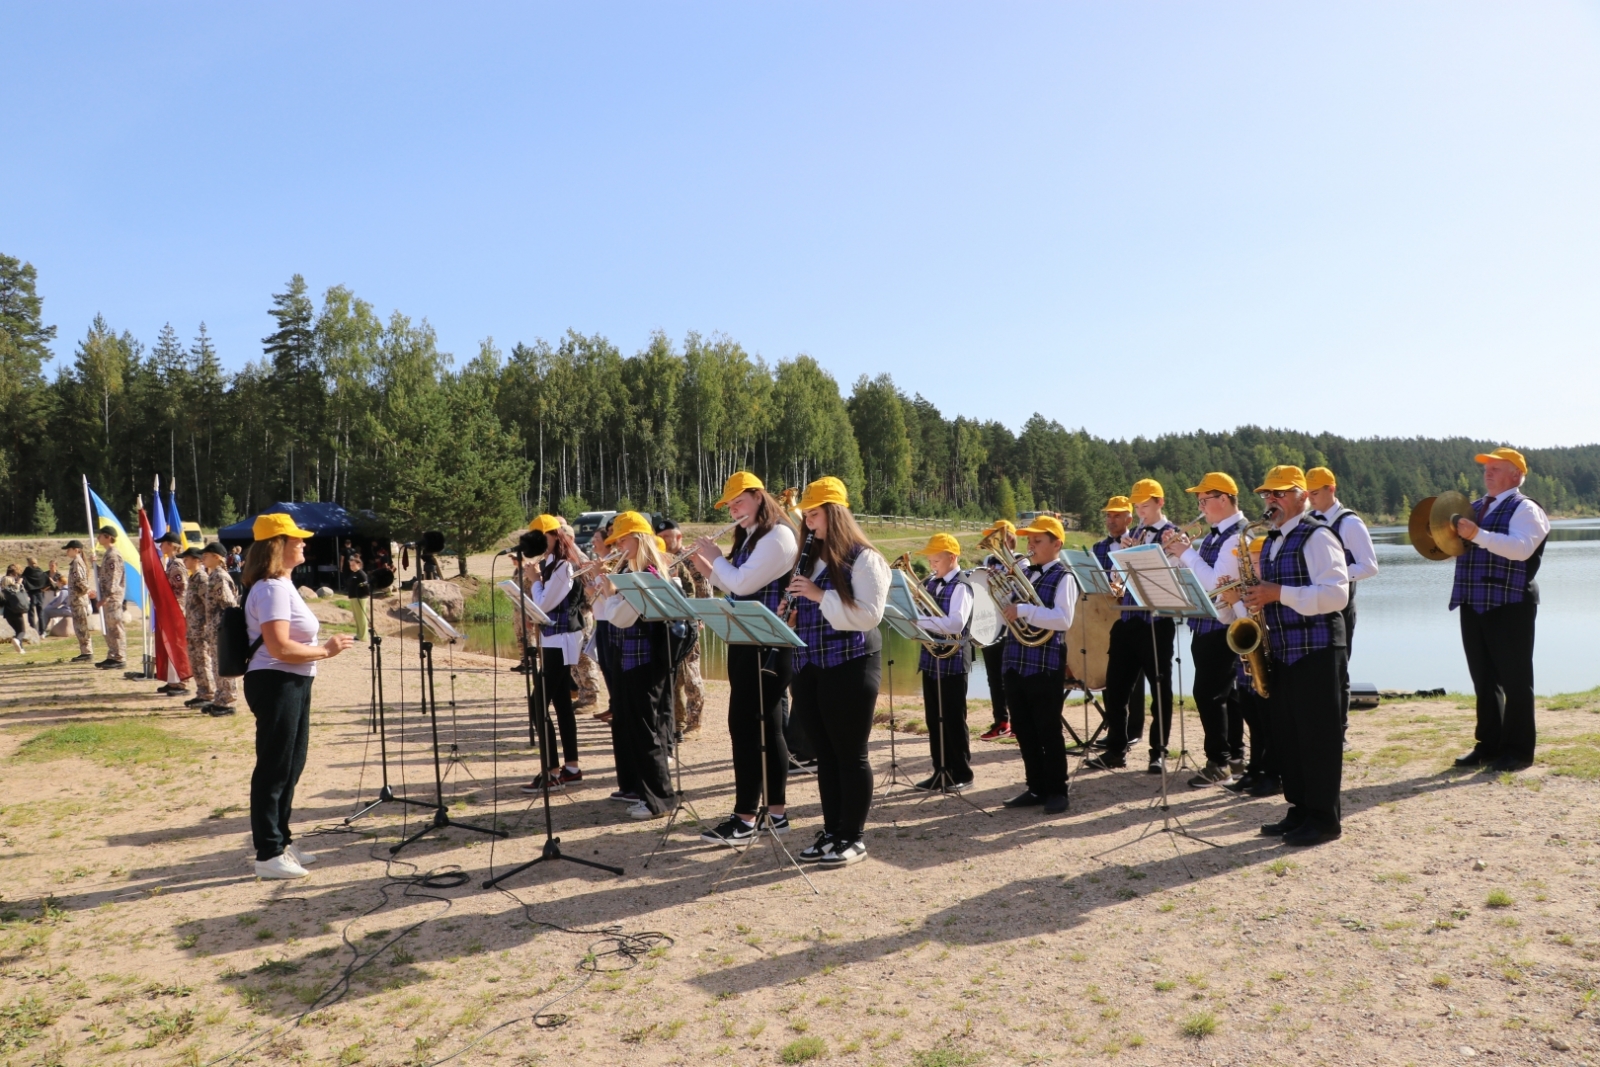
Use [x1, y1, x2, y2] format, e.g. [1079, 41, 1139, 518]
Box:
[246, 576, 322, 677]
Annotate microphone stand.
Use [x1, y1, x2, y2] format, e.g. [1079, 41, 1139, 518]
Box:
[346, 581, 432, 825]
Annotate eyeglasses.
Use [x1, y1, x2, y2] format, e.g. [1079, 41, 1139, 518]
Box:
[1198, 492, 1226, 501]
[1260, 489, 1299, 499]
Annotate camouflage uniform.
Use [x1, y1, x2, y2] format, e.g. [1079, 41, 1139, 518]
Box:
[97, 545, 126, 661]
[206, 565, 238, 707]
[670, 560, 709, 735]
[184, 566, 212, 701]
[68, 554, 94, 656]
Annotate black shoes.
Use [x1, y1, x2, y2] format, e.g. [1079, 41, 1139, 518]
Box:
[1082, 755, 1124, 771]
[95, 658, 126, 670]
[1042, 793, 1069, 815]
[798, 831, 834, 863]
[1247, 775, 1282, 797]
[206, 704, 236, 717]
[1002, 790, 1044, 808]
[184, 695, 211, 708]
[1146, 760, 1164, 775]
[1260, 811, 1307, 836]
[820, 838, 867, 867]
[1454, 749, 1490, 768]
[1222, 771, 1259, 794]
[1283, 824, 1341, 847]
[70, 652, 94, 663]
[1489, 756, 1532, 772]
[700, 816, 756, 846]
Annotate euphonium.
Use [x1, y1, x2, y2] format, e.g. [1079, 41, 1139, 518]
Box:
[1222, 519, 1273, 699]
[890, 554, 962, 659]
[976, 530, 1055, 648]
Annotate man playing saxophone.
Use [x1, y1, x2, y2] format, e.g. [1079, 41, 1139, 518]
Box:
[1233, 465, 1349, 847]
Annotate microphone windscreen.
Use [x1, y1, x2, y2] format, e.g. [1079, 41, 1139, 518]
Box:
[518, 529, 549, 558]
[421, 530, 447, 554]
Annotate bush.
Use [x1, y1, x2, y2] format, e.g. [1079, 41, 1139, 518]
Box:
[779, 1036, 826, 1063]
[30, 491, 55, 536]
[1180, 1010, 1217, 1039]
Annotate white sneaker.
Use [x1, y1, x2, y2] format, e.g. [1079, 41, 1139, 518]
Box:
[626, 801, 661, 820]
[255, 854, 309, 879]
[286, 842, 319, 865]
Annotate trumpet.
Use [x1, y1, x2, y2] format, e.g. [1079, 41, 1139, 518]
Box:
[665, 520, 739, 569]
[889, 554, 962, 659]
[976, 530, 1055, 648]
[573, 550, 624, 580]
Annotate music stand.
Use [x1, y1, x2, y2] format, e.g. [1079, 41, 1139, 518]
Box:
[1093, 546, 1223, 867]
[692, 599, 817, 895]
[880, 571, 990, 817]
[600, 573, 706, 867]
[871, 573, 929, 803]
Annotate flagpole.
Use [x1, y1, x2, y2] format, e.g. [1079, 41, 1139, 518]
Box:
[139, 493, 155, 680]
[82, 475, 102, 657]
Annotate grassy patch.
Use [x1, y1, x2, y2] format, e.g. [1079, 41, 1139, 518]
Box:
[1179, 1010, 1217, 1039]
[1485, 889, 1515, 909]
[14, 720, 197, 766]
[0, 994, 58, 1054]
[910, 1044, 985, 1067]
[1542, 686, 1600, 712]
[780, 1035, 827, 1063]
[1542, 734, 1600, 780]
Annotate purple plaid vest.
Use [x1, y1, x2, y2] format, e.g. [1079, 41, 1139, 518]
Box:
[1091, 537, 1116, 573]
[1258, 518, 1344, 666]
[792, 547, 870, 671]
[1449, 494, 1546, 613]
[1002, 562, 1069, 677]
[1121, 521, 1176, 622]
[606, 565, 659, 671]
[729, 531, 786, 613]
[917, 572, 971, 678]
[539, 559, 585, 638]
[1188, 518, 1243, 636]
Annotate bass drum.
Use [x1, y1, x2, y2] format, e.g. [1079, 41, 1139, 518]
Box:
[964, 573, 1005, 648]
[1063, 592, 1119, 691]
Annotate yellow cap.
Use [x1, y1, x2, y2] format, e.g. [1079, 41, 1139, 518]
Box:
[916, 533, 962, 557]
[253, 513, 314, 540]
[981, 519, 1016, 538]
[1101, 496, 1133, 514]
[1474, 447, 1528, 475]
[1255, 465, 1307, 492]
[1016, 515, 1066, 542]
[1130, 478, 1164, 505]
[714, 471, 765, 510]
[528, 514, 561, 533]
[799, 476, 849, 511]
[1237, 535, 1268, 557]
[1185, 472, 1239, 496]
[1304, 467, 1336, 492]
[605, 511, 655, 546]
[654, 535, 667, 553]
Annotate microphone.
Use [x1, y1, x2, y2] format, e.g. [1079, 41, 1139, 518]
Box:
[498, 529, 550, 558]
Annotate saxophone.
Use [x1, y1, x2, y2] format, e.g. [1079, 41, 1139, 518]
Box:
[1222, 519, 1274, 699]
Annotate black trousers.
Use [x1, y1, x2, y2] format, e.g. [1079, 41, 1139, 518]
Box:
[728, 645, 792, 814]
[1460, 600, 1538, 762]
[1103, 617, 1174, 761]
[614, 660, 675, 813]
[1190, 628, 1242, 765]
[26, 591, 44, 633]
[243, 669, 314, 862]
[533, 648, 578, 767]
[1238, 685, 1272, 776]
[780, 691, 809, 760]
[792, 652, 881, 842]
[922, 670, 971, 783]
[1269, 646, 1346, 831]
[1005, 667, 1068, 798]
[1339, 584, 1358, 732]
[981, 637, 1009, 726]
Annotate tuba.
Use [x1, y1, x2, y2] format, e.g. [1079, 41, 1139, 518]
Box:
[975, 530, 1056, 648]
[890, 554, 963, 659]
[1217, 519, 1273, 699]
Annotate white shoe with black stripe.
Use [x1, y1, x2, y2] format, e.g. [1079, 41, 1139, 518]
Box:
[819, 838, 867, 867]
[797, 831, 834, 863]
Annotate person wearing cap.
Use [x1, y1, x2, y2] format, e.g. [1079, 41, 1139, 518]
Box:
[1090, 479, 1178, 773]
[1449, 448, 1550, 773]
[180, 547, 215, 710]
[781, 477, 889, 867]
[975, 520, 1016, 742]
[689, 472, 801, 845]
[659, 519, 709, 738]
[912, 533, 976, 791]
[342, 550, 370, 644]
[241, 513, 356, 879]
[1161, 473, 1249, 788]
[996, 514, 1078, 814]
[588, 511, 676, 821]
[156, 531, 191, 696]
[517, 517, 591, 794]
[1235, 466, 1349, 847]
[1305, 467, 1379, 741]
[93, 526, 127, 669]
[202, 542, 239, 714]
[63, 540, 95, 662]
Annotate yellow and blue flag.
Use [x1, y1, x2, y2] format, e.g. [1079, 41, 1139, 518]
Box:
[86, 484, 145, 606]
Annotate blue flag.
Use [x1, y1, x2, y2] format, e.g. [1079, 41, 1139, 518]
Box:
[87, 485, 145, 607]
[165, 491, 185, 550]
[150, 477, 168, 542]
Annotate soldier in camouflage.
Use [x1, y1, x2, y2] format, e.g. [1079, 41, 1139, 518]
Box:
[202, 542, 237, 714]
[180, 547, 212, 708]
[63, 540, 95, 662]
[660, 522, 707, 737]
[94, 528, 126, 668]
[158, 532, 190, 696]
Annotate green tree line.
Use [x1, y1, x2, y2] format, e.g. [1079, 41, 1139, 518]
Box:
[3, 256, 1597, 558]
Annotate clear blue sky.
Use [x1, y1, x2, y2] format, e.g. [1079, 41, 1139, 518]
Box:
[6, 3, 1598, 447]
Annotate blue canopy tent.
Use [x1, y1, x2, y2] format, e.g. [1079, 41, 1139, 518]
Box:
[220, 502, 388, 588]
[218, 501, 359, 543]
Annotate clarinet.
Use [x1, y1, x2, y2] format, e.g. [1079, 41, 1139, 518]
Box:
[763, 530, 816, 675]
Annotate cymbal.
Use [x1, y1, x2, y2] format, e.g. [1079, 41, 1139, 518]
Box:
[1428, 490, 1474, 558]
[1408, 496, 1449, 561]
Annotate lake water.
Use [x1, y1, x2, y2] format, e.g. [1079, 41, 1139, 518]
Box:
[469, 518, 1600, 699]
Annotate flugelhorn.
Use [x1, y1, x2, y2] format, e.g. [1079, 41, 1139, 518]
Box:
[976, 529, 1055, 648]
[665, 520, 739, 568]
[890, 554, 963, 659]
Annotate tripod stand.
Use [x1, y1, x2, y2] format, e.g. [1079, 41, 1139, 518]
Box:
[483, 551, 621, 889]
[347, 587, 433, 825]
[390, 606, 506, 856]
[872, 657, 921, 803]
[912, 660, 990, 816]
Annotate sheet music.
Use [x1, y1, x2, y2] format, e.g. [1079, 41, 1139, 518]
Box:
[495, 579, 552, 627]
[1110, 544, 1193, 612]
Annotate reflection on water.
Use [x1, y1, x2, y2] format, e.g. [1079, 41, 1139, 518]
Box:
[463, 519, 1600, 699]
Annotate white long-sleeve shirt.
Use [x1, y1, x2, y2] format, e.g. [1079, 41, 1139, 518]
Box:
[1315, 501, 1379, 583]
[1470, 488, 1550, 562]
[1264, 510, 1349, 617]
[917, 570, 973, 637]
[1179, 513, 1248, 622]
[808, 548, 890, 632]
[709, 523, 798, 597]
[529, 559, 583, 661]
[1013, 558, 1077, 631]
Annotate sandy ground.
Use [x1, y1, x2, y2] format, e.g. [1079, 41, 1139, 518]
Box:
[2, 628, 1599, 1067]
